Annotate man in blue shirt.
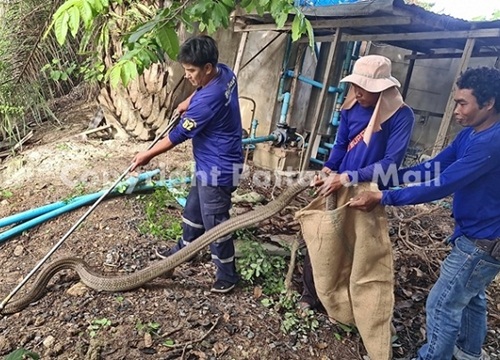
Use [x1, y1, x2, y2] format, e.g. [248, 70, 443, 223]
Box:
[131, 35, 243, 293]
[350, 67, 500, 360]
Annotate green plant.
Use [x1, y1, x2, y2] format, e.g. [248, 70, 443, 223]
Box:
[162, 338, 175, 347]
[261, 290, 319, 335]
[136, 320, 161, 335]
[236, 240, 286, 295]
[4, 348, 40, 360]
[1, 189, 13, 199]
[333, 322, 356, 341]
[138, 188, 183, 240]
[41, 58, 78, 81]
[87, 317, 111, 338]
[63, 181, 87, 203]
[47, 0, 314, 88]
[0, 0, 78, 142]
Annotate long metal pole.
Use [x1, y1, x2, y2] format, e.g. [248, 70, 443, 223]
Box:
[0, 111, 180, 311]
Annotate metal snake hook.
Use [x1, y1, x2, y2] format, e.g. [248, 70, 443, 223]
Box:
[0, 111, 181, 311]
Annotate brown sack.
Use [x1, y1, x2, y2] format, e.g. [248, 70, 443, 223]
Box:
[295, 183, 394, 360]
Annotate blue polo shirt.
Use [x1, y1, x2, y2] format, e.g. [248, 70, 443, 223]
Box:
[324, 103, 415, 187]
[382, 122, 500, 241]
[169, 63, 243, 186]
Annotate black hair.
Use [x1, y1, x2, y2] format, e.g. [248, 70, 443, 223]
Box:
[456, 67, 500, 112]
[177, 35, 219, 68]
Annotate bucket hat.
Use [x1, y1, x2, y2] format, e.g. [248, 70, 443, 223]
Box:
[340, 55, 401, 93]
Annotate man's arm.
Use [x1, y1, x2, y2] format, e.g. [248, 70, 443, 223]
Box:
[382, 141, 498, 206]
[130, 135, 176, 171]
[169, 96, 216, 144]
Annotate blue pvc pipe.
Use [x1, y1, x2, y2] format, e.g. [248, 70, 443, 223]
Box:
[242, 134, 277, 146]
[331, 41, 356, 127]
[277, 35, 293, 101]
[309, 157, 324, 166]
[0, 176, 191, 243]
[285, 70, 342, 94]
[316, 147, 329, 155]
[279, 92, 291, 125]
[0, 169, 161, 229]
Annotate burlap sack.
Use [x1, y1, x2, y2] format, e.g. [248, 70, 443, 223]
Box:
[295, 183, 394, 360]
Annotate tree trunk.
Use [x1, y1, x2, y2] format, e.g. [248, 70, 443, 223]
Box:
[97, 3, 193, 140]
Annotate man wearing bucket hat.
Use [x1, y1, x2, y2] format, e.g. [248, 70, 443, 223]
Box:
[300, 55, 415, 310]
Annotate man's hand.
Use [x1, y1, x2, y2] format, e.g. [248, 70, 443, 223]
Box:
[310, 167, 334, 187]
[130, 151, 153, 172]
[315, 173, 350, 197]
[349, 191, 383, 212]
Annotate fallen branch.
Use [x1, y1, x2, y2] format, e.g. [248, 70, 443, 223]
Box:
[285, 236, 301, 293]
[74, 124, 112, 138]
[400, 207, 441, 224]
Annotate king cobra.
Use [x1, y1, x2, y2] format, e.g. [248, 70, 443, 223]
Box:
[1, 179, 311, 315]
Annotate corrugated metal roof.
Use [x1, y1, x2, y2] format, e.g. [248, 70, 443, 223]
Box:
[236, 0, 500, 54]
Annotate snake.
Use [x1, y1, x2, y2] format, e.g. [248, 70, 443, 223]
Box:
[1, 179, 311, 315]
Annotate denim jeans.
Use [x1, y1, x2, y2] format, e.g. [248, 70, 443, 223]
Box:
[417, 236, 500, 360]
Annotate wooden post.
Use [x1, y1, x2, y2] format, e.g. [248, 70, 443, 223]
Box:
[402, 50, 416, 100]
[233, 32, 248, 76]
[300, 28, 343, 172]
[432, 37, 475, 156]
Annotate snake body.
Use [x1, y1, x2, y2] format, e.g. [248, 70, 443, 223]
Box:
[1, 180, 310, 315]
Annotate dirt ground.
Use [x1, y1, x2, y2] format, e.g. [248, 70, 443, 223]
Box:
[0, 103, 499, 360]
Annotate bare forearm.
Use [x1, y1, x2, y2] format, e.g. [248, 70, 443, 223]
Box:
[148, 135, 176, 158]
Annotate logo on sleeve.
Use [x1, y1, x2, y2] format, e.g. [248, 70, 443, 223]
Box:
[182, 118, 197, 131]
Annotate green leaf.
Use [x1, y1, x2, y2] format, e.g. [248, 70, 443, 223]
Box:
[128, 21, 157, 44]
[240, 0, 252, 11]
[304, 18, 314, 47]
[120, 60, 138, 87]
[259, 0, 271, 8]
[156, 26, 179, 60]
[163, 338, 175, 346]
[67, 6, 80, 37]
[78, 0, 94, 29]
[275, 12, 288, 29]
[291, 15, 303, 42]
[54, 11, 70, 45]
[5, 348, 40, 360]
[108, 64, 122, 88]
[89, 0, 104, 13]
[214, 3, 230, 28]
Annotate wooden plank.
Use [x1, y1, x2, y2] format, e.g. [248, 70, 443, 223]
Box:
[300, 29, 343, 172]
[402, 50, 416, 100]
[234, 16, 412, 32]
[405, 51, 500, 60]
[432, 37, 476, 156]
[233, 32, 248, 76]
[342, 28, 500, 42]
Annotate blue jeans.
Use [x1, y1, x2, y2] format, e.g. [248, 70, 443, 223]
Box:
[417, 236, 500, 360]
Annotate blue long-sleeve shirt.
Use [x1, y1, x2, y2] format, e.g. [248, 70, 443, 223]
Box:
[169, 64, 243, 186]
[382, 122, 500, 241]
[324, 103, 415, 188]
